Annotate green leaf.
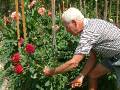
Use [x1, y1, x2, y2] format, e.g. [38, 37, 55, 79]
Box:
[36, 84, 41, 89]
[4, 61, 11, 70]
[45, 80, 50, 86]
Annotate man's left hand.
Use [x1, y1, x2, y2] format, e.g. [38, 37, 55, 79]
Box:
[71, 74, 84, 88]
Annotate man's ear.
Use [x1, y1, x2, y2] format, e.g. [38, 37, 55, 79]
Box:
[72, 20, 77, 26]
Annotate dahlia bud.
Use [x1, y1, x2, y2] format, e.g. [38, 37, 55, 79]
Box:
[18, 37, 24, 46]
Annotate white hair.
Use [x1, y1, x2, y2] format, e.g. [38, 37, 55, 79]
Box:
[62, 7, 84, 23]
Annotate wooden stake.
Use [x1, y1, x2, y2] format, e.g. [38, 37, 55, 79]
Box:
[69, 4, 71, 7]
[21, 0, 27, 40]
[59, 4, 61, 18]
[15, 0, 20, 48]
[104, 0, 108, 20]
[83, 0, 86, 16]
[116, 0, 119, 26]
[51, 0, 57, 52]
[108, 0, 112, 19]
[95, 0, 98, 18]
[67, 0, 68, 8]
[79, 0, 83, 12]
[62, 1, 65, 12]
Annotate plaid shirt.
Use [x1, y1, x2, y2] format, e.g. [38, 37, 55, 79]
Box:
[74, 18, 120, 58]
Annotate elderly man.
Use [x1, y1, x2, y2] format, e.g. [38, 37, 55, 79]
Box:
[43, 7, 120, 90]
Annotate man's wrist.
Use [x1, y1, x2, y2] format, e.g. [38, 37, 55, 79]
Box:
[51, 68, 56, 76]
[79, 73, 85, 78]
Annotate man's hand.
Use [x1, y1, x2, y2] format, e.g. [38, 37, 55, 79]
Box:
[71, 74, 84, 88]
[43, 66, 55, 77]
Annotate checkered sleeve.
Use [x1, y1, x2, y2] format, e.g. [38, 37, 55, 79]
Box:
[74, 29, 100, 55]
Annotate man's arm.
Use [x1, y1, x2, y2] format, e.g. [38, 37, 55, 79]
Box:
[80, 50, 96, 76]
[54, 54, 85, 75]
[43, 53, 85, 76]
[71, 50, 97, 88]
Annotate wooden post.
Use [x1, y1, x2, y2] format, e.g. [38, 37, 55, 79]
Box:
[95, 0, 98, 18]
[51, 0, 57, 54]
[108, 0, 112, 19]
[67, 0, 68, 8]
[104, 0, 108, 20]
[69, 4, 71, 7]
[59, 4, 61, 18]
[21, 0, 27, 40]
[116, 0, 119, 26]
[83, 0, 86, 16]
[79, 0, 83, 12]
[62, 1, 65, 12]
[15, 0, 20, 48]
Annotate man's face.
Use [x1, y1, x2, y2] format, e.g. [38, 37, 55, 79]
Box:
[63, 19, 83, 36]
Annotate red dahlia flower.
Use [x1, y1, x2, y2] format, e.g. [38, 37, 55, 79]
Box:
[11, 52, 21, 63]
[14, 64, 23, 74]
[25, 43, 35, 54]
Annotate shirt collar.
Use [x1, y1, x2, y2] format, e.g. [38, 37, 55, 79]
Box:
[83, 18, 88, 27]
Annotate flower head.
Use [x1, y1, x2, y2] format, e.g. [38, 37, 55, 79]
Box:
[11, 52, 21, 63]
[25, 43, 35, 54]
[11, 11, 21, 20]
[38, 7, 46, 15]
[18, 37, 24, 46]
[48, 10, 52, 17]
[28, 0, 36, 9]
[3, 16, 10, 25]
[14, 64, 23, 74]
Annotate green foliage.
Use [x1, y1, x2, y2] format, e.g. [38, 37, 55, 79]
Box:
[0, 0, 118, 90]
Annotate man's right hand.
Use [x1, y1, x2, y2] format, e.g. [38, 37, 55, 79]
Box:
[43, 66, 55, 77]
